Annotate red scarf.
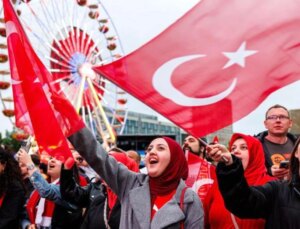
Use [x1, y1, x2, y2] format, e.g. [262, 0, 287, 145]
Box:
[185, 152, 215, 201]
[149, 137, 188, 196]
[151, 189, 176, 219]
[0, 194, 5, 207]
[26, 190, 55, 225]
[204, 134, 275, 229]
[79, 175, 88, 187]
[229, 133, 276, 185]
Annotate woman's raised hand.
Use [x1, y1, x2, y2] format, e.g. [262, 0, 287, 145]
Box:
[17, 148, 33, 165]
[207, 144, 233, 165]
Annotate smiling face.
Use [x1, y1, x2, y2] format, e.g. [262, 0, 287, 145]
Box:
[47, 157, 62, 181]
[230, 138, 250, 169]
[145, 138, 171, 178]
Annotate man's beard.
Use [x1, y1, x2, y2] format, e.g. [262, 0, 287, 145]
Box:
[183, 146, 200, 156]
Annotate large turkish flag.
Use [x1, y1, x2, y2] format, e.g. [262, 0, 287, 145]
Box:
[4, 0, 72, 161]
[94, 0, 300, 137]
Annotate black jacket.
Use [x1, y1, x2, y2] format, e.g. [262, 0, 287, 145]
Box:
[255, 131, 298, 174]
[217, 155, 300, 229]
[51, 203, 82, 229]
[0, 180, 25, 229]
[60, 168, 121, 229]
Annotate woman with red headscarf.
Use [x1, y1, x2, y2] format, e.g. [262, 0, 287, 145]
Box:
[71, 135, 203, 228]
[204, 133, 276, 229]
[52, 90, 203, 228]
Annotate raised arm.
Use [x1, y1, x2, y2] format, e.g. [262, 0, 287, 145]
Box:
[217, 155, 274, 219]
[51, 92, 141, 199]
[68, 127, 139, 199]
[18, 149, 77, 210]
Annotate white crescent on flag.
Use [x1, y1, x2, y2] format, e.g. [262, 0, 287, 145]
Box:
[152, 55, 237, 106]
[5, 21, 17, 37]
[11, 79, 22, 85]
[192, 178, 214, 193]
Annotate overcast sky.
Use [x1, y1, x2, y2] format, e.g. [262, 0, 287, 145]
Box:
[1, 0, 300, 136]
[99, 0, 300, 135]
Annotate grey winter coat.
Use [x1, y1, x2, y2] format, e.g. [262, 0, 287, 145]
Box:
[69, 127, 204, 229]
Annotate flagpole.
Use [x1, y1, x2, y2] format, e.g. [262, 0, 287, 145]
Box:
[75, 75, 86, 113]
[199, 138, 228, 163]
[86, 77, 116, 143]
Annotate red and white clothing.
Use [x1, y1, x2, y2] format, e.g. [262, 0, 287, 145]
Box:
[185, 152, 216, 202]
[204, 133, 276, 229]
[27, 179, 59, 227]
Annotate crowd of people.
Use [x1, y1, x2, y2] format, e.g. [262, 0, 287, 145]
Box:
[0, 99, 298, 228]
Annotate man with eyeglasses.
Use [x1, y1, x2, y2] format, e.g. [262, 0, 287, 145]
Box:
[255, 104, 298, 179]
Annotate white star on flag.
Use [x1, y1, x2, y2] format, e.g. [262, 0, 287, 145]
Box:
[222, 42, 258, 69]
[34, 77, 40, 83]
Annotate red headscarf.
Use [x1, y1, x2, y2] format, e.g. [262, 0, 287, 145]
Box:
[107, 152, 139, 211]
[229, 133, 275, 185]
[149, 137, 188, 196]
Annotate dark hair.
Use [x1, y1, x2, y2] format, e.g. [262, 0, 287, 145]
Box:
[39, 162, 48, 175]
[288, 137, 300, 184]
[31, 154, 40, 166]
[0, 147, 24, 197]
[265, 104, 290, 120]
[184, 135, 207, 158]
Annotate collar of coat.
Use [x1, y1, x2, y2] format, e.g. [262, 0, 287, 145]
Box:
[129, 179, 194, 228]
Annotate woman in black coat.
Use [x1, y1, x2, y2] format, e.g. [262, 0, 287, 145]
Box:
[0, 147, 25, 229]
[208, 137, 300, 229]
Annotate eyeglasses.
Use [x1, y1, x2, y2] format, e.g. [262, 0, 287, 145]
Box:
[266, 115, 290, 121]
[76, 157, 83, 163]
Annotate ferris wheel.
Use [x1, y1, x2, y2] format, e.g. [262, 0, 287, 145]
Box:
[0, 0, 128, 143]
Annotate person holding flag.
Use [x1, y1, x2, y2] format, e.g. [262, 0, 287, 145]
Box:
[51, 93, 204, 228]
[204, 133, 275, 229]
[17, 148, 83, 229]
[207, 135, 300, 228]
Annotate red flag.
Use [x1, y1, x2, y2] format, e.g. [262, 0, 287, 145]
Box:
[3, 0, 72, 161]
[94, 0, 300, 137]
[212, 136, 219, 144]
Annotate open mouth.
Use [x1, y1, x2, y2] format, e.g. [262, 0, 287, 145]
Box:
[149, 158, 158, 164]
[49, 165, 55, 169]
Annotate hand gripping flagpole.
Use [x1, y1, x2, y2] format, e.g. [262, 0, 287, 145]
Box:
[198, 138, 229, 163]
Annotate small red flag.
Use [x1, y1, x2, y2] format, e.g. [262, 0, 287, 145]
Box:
[3, 0, 72, 161]
[212, 136, 219, 144]
[94, 0, 300, 137]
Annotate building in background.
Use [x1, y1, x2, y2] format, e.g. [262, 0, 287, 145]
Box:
[121, 111, 181, 139]
[290, 108, 300, 136]
[118, 110, 180, 166]
[117, 110, 233, 166]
